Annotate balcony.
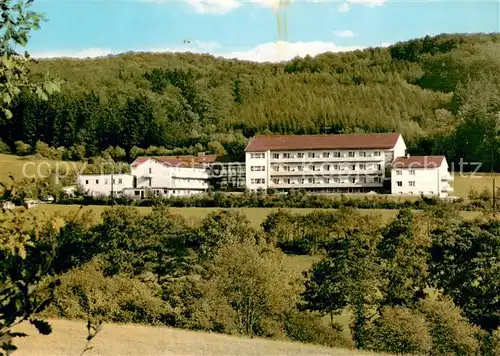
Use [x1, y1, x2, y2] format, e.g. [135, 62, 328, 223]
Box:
[270, 169, 384, 176]
[269, 181, 383, 189]
[270, 155, 385, 163]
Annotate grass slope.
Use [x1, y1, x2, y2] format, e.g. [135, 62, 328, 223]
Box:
[13, 319, 384, 356]
[28, 205, 484, 229]
[0, 154, 82, 184]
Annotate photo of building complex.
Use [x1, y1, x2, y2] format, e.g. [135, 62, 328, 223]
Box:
[77, 133, 454, 198]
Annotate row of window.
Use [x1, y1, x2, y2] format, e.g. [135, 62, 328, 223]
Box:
[250, 166, 266, 171]
[250, 153, 266, 159]
[272, 164, 382, 172]
[271, 151, 382, 159]
[396, 181, 416, 187]
[85, 178, 123, 185]
[250, 178, 266, 184]
[395, 170, 416, 175]
[272, 177, 382, 184]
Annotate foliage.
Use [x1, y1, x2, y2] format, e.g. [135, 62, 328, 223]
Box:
[419, 294, 481, 355]
[429, 217, 500, 331]
[0, 210, 59, 355]
[368, 306, 433, 354]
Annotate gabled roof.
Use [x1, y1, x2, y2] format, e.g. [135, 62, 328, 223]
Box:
[392, 156, 446, 169]
[245, 133, 402, 152]
[131, 155, 219, 168]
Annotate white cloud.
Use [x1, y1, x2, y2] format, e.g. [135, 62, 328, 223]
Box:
[33, 40, 399, 63]
[337, 3, 350, 12]
[334, 30, 354, 38]
[187, 0, 241, 14]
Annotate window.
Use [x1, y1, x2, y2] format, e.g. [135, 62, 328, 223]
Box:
[333, 164, 340, 170]
[308, 178, 313, 184]
[351, 164, 356, 170]
[251, 179, 255, 184]
[396, 181, 403, 187]
[297, 165, 303, 171]
[377, 164, 382, 170]
[273, 166, 279, 172]
[95, 180, 99, 184]
[348, 151, 355, 157]
[112, 179, 115, 184]
[409, 181, 415, 187]
[251, 166, 265, 172]
[273, 178, 279, 184]
[360, 151, 367, 157]
[409, 170, 416, 175]
[362, 177, 367, 183]
[251, 153, 265, 159]
[297, 152, 304, 158]
[308, 152, 315, 158]
[324, 165, 331, 171]
[273, 153, 279, 159]
[284, 166, 290, 171]
[118, 179, 123, 184]
[309, 165, 316, 171]
[359, 164, 366, 170]
[299, 178, 305, 184]
[85, 180, 89, 185]
[324, 178, 330, 183]
[283, 153, 290, 159]
[396, 170, 402, 175]
[334, 178, 340, 183]
[105, 179, 109, 184]
[323, 152, 330, 158]
[350, 177, 356, 183]
[374, 151, 381, 156]
[149, 168, 152, 174]
[333, 152, 341, 158]
[284, 178, 291, 184]
[148, 179, 151, 187]
[134, 191, 140, 196]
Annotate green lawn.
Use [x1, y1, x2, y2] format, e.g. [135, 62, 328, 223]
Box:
[28, 205, 484, 229]
[0, 154, 82, 184]
[452, 173, 499, 198]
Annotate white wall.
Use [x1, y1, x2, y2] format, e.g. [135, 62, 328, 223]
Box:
[391, 161, 452, 198]
[245, 151, 269, 191]
[77, 174, 133, 197]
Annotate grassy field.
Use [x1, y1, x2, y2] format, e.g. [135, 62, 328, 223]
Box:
[0, 154, 82, 184]
[27, 205, 485, 229]
[452, 173, 499, 198]
[12, 319, 384, 356]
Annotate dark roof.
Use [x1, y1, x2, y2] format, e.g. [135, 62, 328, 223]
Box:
[393, 156, 446, 169]
[131, 155, 219, 168]
[245, 133, 401, 152]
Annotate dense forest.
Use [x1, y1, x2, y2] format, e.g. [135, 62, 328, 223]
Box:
[1, 33, 500, 170]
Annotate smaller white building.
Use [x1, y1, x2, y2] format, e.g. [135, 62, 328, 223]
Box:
[391, 155, 454, 198]
[77, 174, 134, 197]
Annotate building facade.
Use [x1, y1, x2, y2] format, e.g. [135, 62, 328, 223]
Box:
[245, 133, 407, 193]
[391, 155, 454, 198]
[77, 154, 246, 198]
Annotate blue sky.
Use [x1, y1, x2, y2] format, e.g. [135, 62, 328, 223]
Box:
[27, 0, 499, 62]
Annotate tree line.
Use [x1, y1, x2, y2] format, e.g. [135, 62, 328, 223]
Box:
[1, 206, 499, 354]
[0, 34, 499, 169]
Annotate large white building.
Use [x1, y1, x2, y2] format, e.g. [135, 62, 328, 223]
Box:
[391, 155, 454, 198]
[245, 133, 408, 193]
[77, 154, 245, 198]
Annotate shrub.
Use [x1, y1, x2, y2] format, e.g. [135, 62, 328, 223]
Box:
[0, 139, 11, 153]
[368, 306, 432, 354]
[42, 259, 171, 324]
[284, 310, 354, 349]
[419, 295, 481, 355]
[15, 140, 31, 156]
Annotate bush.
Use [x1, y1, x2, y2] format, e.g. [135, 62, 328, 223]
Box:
[0, 139, 11, 153]
[368, 306, 432, 354]
[42, 259, 172, 324]
[15, 140, 31, 156]
[419, 295, 481, 355]
[284, 310, 353, 349]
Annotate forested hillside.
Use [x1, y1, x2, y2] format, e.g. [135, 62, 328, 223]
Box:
[1, 33, 499, 170]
